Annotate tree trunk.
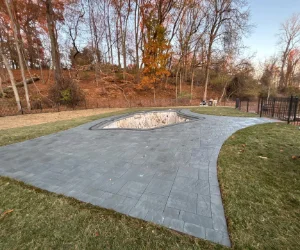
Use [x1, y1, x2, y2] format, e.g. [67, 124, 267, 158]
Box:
[175, 66, 180, 100]
[279, 62, 286, 88]
[107, 14, 113, 64]
[203, 50, 211, 102]
[25, 29, 34, 68]
[219, 79, 228, 103]
[190, 68, 195, 100]
[0, 76, 4, 97]
[179, 71, 182, 94]
[116, 18, 121, 68]
[279, 40, 291, 88]
[45, 0, 62, 83]
[120, 15, 127, 78]
[5, 0, 31, 110]
[134, 1, 140, 72]
[0, 47, 21, 111]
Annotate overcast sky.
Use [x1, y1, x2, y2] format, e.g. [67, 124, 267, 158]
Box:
[244, 0, 300, 63]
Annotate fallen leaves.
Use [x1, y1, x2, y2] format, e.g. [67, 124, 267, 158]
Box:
[239, 143, 246, 153]
[258, 156, 268, 160]
[0, 209, 14, 219]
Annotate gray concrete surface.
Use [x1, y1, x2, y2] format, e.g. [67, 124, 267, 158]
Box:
[0, 109, 275, 246]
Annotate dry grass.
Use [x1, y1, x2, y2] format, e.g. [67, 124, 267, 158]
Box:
[0, 108, 125, 130]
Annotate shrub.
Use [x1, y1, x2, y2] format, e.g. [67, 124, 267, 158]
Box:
[49, 77, 85, 106]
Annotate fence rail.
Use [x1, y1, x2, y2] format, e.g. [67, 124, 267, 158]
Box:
[0, 98, 208, 117]
[0, 97, 241, 117]
[2, 96, 299, 126]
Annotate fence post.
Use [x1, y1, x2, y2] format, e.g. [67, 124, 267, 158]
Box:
[293, 96, 299, 122]
[271, 98, 275, 117]
[287, 95, 294, 124]
[260, 97, 263, 117]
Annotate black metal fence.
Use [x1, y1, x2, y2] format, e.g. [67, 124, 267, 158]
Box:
[2, 95, 299, 126]
[0, 98, 203, 117]
[258, 96, 300, 125]
[236, 99, 259, 113]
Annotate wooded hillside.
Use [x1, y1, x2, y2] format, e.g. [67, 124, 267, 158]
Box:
[0, 0, 299, 112]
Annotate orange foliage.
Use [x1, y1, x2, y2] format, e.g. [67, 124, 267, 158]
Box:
[138, 2, 171, 92]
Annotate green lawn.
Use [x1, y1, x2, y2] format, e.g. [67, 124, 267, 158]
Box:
[0, 177, 220, 250]
[190, 107, 258, 117]
[1, 108, 299, 249]
[0, 109, 133, 147]
[218, 123, 300, 249]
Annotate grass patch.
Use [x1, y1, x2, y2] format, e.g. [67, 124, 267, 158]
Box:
[218, 123, 300, 249]
[0, 109, 140, 147]
[0, 177, 222, 249]
[190, 107, 257, 117]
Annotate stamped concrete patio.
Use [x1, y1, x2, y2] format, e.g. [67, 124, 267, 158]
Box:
[0, 110, 274, 246]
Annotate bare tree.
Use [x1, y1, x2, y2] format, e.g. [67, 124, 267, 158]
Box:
[260, 56, 279, 99]
[0, 72, 5, 97]
[44, 0, 62, 83]
[202, 0, 249, 101]
[134, 0, 141, 72]
[0, 45, 21, 110]
[175, 0, 207, 97]
[278, 13, 300, 88]
[5, 0, 31, 110]
[65, 0, 85, 61]
[87, 0, 104, 63]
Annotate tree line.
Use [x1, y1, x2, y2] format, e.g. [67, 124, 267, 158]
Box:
[0, 0, 299, 111]
[260, 13, 300, 98]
